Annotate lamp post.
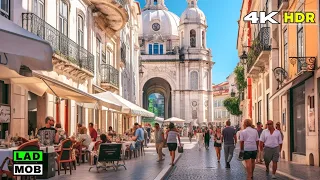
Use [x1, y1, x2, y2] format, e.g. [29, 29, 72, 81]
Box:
[239, 51, 248, 65]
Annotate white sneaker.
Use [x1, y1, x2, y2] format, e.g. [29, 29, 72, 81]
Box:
[271, 174, 277, 179]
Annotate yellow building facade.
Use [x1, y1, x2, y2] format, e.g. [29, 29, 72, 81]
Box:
[238, 0, 320, 166]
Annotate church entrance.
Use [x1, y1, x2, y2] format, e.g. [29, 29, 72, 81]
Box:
[142, 77, 172, 119]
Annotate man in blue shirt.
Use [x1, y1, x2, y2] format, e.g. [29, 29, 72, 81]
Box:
[132, 123, 144, 149]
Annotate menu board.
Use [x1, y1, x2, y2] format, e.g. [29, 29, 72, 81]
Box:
[98, 144, 122, 161]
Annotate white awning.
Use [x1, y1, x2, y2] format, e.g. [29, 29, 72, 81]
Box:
[0, 16, 53, 72]
[3, 70, 121, 111]
[94, 91, 155, 117]
[164, 117, 185, 123]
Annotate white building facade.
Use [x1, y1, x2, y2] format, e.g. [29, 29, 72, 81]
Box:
[138, 0, 214, 124]
[0, 0, 134, 137]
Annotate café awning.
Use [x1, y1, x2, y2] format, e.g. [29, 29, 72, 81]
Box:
[94, 91, 155, 117]
[164, 117, 185, 123]
[6, 70, 121, 111]
[0, 16, 53, 72]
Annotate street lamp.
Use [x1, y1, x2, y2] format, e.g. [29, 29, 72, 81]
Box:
[239, 51, 248, 65]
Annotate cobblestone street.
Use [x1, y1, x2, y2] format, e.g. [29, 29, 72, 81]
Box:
[167, 138, 292, 180]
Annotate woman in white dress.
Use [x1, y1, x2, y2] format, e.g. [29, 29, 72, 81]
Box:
[196, 128, 204, 150]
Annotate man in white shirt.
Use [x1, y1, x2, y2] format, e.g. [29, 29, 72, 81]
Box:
[259, 120, 283, 179]
[240, 119, 259, 180]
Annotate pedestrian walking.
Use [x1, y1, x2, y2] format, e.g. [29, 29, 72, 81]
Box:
[256, 122, 264, 164]
[196, 127, 204, 150]
[240, 119, 259, 180]
[259, 120, 283, 179]
[204, 127, 210, 150]
[188, 123, 193, 143]
[214, 127, 222, 163]
[166, 123, 181, 166]
[154, 123, 165, 162]
[222, 120, 237, 168]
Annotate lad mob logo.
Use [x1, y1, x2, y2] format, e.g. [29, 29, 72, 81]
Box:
[244, 11, 316, 24]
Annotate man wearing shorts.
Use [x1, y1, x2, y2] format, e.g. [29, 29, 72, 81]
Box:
[259, 120, 283, 179]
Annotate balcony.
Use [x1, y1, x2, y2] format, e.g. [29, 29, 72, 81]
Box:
[247, 27, 271, 76]
[278, 0, 289, 11]
[100, 64, 119, 90]
[88, 0, 128, 31]
[289, 57, 316, 77]
[22, 13, 94, 79]
[120, 42, 126, 66]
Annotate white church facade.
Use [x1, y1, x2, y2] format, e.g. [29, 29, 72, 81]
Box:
[139, 0, 214, 124]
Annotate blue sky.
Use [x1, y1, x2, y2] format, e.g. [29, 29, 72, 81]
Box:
[137, 0, 242, 84]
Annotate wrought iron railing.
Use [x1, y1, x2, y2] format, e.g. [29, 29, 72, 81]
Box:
[100, 64, 119, 87]
[247, 27, 271, 73]
[278, 0, 288, 9]
[120, 42, 126, 64]
[289, 57, 316, 74]
[22, 13, 94, 73]
[102, 51, 106, 64]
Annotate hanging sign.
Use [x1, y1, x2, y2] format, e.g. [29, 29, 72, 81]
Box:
[0, 105, 10, 123]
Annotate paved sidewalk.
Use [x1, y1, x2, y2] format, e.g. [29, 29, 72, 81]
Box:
[40, 142, 178, 180]
[167, 139, 290, 180]
[255, 159, 320, 180]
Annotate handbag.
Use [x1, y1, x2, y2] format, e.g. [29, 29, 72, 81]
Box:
[178, 145, 183, 153]
[238, 151, 244, 161]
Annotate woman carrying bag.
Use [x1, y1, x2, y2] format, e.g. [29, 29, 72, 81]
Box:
[166, 122, 181, 166]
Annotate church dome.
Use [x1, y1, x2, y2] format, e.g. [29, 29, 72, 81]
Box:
[140, 10, 180, 37]
[180, 7, 206, 25]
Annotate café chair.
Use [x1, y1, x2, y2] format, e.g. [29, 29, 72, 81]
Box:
[0, 157, 15, 180]
[89, 141, 102, 165]
[56, 139, 73, 175]
[0, 140, 39, 180]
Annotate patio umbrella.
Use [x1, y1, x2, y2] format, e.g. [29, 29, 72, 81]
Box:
[164, 117, 185, 123]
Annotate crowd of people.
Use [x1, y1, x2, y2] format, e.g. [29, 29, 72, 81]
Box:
[186, 119, 284, 180]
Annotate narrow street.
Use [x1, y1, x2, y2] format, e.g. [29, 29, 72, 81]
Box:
[167, 137, 290, 180]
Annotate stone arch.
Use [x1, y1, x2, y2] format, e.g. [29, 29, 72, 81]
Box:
[190, 29, 196, 47]
[309, 153, 314, 166]
[142, 77, 173, 119]
[140, 73, 177, 91]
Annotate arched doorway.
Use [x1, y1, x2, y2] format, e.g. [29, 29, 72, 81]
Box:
[142, 77, 172, 119]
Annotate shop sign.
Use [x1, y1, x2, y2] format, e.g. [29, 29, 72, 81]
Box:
[0, 105, 10, 123]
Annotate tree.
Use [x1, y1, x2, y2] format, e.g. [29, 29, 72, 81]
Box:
[223, 97, 242, 116]
[234, 65, 246, 92]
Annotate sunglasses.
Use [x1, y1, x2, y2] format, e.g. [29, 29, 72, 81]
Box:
[267, 123, 273, 125]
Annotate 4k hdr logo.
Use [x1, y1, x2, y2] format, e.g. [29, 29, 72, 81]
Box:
[244, 11, 316, 24]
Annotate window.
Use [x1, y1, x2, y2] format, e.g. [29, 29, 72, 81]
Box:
[96, 38, 101, 64]
[283, 28, 288, 71]
[190, 71, 198, 90]
[148, 44, 152, 55]
[0, 80, 9, 104]
[153, 43, 159, 54]
[160, 44, 163, 54]
[33, 0, 45, 19]
[154, 0, 158, 5]
[0, 0, 9, 18]
[202, 31, 205, 47]
[59, 0, 68, 35]
[191, 1, 194, 7]
[77, 15, 84, 47]
[297, 23, 304, 72]
[258, 100, 262, 122]
[190, 29, 196, 47]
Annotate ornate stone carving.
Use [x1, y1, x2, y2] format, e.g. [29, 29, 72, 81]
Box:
[151, 66, 176, 78]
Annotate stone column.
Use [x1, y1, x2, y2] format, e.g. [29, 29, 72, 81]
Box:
[185, 61, 189, 90]
[208, 92, 213, 122]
